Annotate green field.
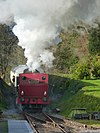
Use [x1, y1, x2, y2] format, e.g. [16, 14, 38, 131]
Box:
[76, 120, 100, 127]
[49, 76, 100, 117]
[49, 77, 100, 126]
[60, 80, 100, 116]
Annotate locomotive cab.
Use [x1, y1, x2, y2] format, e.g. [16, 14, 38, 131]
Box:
[10, 65, 28, 87]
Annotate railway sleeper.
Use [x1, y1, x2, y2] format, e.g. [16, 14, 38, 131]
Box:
[46, 121, 57, 127]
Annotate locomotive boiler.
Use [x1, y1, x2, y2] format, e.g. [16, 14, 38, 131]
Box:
[10, 65, 50, 110]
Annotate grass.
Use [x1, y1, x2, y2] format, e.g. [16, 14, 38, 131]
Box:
[60, 80, 100, 117]
[76, 120, 100, 127]
[49, 74, 100, 126]
[0, 120, 8, 133]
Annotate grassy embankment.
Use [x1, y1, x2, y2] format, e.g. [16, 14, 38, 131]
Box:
[60, 79, 100, 116]
[0, 90, 6, 110]
[49, 74, 100, 126]
[0, 79, 9, 110]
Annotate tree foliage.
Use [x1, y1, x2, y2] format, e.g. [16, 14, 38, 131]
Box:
[53, 31, 79, 73]
[52, 23, 100, 79]
[91, 56, 100, 78]
[73, 61, 91, 79]
[0, 24, 18, 79]
[73, 56, 100, 79]
[88, 23, 100, 55]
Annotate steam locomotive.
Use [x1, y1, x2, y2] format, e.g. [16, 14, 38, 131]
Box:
[10, 65, 50, 111]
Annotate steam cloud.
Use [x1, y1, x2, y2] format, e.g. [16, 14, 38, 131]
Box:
[0, 0, 100, 70]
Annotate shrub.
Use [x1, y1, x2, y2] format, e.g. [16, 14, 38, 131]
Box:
[73, 62, 91, 79]
[92, 59, 100, 78]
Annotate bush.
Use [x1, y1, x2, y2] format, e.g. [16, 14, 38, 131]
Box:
[92, 58, 100, 78]
[73, 56, 100, 80]
[73, 62, 91, 80]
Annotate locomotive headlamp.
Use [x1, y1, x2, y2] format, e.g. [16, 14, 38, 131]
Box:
[20, 97, 25, 102]
[42, 76, 46, 80]
[21, 91, 24, 95]
[44, 91, 47, 96]
[43, 97, 47, 102]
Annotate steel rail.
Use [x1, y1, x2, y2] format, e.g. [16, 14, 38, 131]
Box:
[24, 113, 39, 133]
[25, 112, 46, 123]
[25, 112, 70, 133]
[43, 112, 67, 133]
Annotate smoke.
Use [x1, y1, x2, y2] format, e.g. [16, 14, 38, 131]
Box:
[0, 0, 100, 70]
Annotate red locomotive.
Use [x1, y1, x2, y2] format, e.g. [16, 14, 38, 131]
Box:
[10, 65, 50, 110]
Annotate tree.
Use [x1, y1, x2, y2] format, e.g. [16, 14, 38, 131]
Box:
[73, 61, 91, 79]
[0, 24, 18, 79]
[88, 23, 100, 55]
[91, 56, 100, 78]
[53, 31, 78, 73]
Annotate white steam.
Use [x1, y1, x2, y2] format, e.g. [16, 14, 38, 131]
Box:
[0, 0, 100, 70]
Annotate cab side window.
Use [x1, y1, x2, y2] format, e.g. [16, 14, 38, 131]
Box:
[12, 76, 15, 82]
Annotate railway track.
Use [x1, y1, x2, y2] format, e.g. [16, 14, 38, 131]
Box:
[24, 112, 100, 133]
[24, 113, 38, 133]
[24, 112, 73, 133]
[48, 114, 100, 132]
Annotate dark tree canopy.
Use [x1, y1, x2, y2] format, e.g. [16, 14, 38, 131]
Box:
[0, 24, 18, 79]
[88, 23, 100, 55]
